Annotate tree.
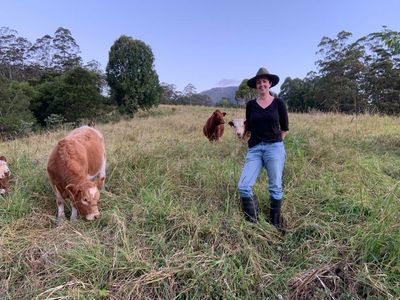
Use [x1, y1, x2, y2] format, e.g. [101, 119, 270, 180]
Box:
[183, 83, 196, 105]
[279, 77, 317, 112]
[84, 59, 108, 95]
[106, 35, 161, 114]
[359, 29, 400, 114]
[314, 31, 366, 112]
[0, 77, 36, 138]
[217, 97, 235, 108]
[188, 93, 209, 106]
[31, 67, 106, 124]
[235, 79, 257, 104]
[30, 34, 53, 69]
[52, 27, 82, 71]
[379, 26, 400, 55]
[0, 27, 32, 81]
[160, 82, 178, 104]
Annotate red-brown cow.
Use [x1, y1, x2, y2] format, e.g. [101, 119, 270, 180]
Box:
[203, 110, 227, 142]
[0, 156, 10, 194]
[47, 126, 106, 222]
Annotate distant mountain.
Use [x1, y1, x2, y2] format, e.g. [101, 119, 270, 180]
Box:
[199, 86, 239, 106]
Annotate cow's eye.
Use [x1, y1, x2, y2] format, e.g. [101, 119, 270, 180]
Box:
[82, 198, 89, 205]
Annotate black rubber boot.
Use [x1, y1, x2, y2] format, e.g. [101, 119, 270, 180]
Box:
[270, 198, 282, 229]
[241, 195, 258, 223]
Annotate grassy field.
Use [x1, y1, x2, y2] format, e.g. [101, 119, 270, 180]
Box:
[0, 104, 399, 299]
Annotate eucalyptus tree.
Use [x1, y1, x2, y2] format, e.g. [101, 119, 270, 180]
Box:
[359, 28, 400, 114]
[379, 27, 400, 55]
[30, 34, 53, 69]
[52, 27, 82, 71]
[84, 59, 108, 95]
[160, 82, 179, 104]
[183, 83, 196, 105]
[0, 27, 32, 81]
[315, 31, 366, 112]
[106, 35, 161, 114]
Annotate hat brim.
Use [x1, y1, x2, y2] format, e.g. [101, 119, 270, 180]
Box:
[247, 74, 279, 89]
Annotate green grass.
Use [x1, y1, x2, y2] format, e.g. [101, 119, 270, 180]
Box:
[0, 105, 399, 299]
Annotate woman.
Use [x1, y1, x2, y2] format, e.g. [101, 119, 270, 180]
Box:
[238, 67, 289, 229]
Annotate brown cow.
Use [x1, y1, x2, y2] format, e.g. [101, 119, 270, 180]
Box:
[47, 126, 106, 222]
[0, 156, 10, 194]
[203, 110, 227, 142]
[228, 118, 249, 139]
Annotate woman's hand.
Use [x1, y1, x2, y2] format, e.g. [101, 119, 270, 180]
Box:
[281, 131, 288, 140]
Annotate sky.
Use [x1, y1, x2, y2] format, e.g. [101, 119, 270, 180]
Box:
[1, 0, 400, 93]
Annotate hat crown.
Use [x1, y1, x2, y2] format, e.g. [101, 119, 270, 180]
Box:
[256, 67, 270, 76]
[247, 67, 279, 88]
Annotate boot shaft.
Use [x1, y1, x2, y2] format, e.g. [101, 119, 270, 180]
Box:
[270, 198, 282, 228]
[241, 195, 258, 223]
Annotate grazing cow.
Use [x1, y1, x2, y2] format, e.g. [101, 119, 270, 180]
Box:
[0, 156, 10, 194]
[203, 110, 227, 142]
[228, 118, 249, 139]
[47, 126, 106, 221]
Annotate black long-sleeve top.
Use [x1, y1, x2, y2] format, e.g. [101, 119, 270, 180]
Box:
[246, 98, 289, 148]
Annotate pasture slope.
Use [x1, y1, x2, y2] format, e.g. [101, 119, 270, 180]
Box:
[0, 105, 399, 299]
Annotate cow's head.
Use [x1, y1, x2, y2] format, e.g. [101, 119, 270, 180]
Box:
[66, 177, 104, 220]
[228, 119, 247, 139]
[0, 156, 10, 194]
[213, 110, 226, 124]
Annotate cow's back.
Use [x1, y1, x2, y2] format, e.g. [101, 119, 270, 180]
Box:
[65, 126, 105, 175]
[47, 127, 105, 191]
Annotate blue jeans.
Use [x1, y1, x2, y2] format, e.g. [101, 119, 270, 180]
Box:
[238, 142, 286, 200]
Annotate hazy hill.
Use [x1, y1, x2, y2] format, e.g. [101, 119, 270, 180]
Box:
[199, 86, 239, 105]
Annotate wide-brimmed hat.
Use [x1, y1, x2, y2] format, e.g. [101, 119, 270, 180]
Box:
[247, 67, 279, 88]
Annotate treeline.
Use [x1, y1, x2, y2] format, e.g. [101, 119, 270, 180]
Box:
[159, 82, 211, 106]
[279, 28, 400, 115]
[1, 26, 399, 140]
[0, 27, 160, 139]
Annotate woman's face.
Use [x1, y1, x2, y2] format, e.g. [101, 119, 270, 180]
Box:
[256, 77, 271, 93]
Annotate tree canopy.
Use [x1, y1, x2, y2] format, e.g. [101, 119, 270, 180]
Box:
[235, 79, 257, 103]
[106, 35, 161, 114]
[0, 77, 36, 138]
[30, 67, 107, 125]
[280, 28, 400, 115]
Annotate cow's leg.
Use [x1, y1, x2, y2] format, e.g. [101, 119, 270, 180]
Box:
[70, 204, 78, 222]
[55, 187, 65, 223]
[99, 155, 106, 189]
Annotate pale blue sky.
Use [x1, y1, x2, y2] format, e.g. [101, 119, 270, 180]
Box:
[1, 0, 400, 92]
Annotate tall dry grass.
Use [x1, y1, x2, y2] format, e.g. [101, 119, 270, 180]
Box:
[0, 105, 399, 299]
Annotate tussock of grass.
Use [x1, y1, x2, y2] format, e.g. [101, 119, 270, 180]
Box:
[1, 105, 399, 299]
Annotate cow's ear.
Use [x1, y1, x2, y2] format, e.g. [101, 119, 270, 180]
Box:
[66, 184, 78, 202]
[0, 156, 6, 162]
[228, 121, 234, 127]
[222, 112, 227, 116]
